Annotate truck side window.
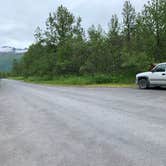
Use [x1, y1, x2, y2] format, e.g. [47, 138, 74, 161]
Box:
[154, 65, 165, 72]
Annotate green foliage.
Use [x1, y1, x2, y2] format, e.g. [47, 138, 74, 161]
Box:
[92, 75, 112, 84]
[12, 1, 166, 84]
[122, 0, 136, 43]
[108, 14, 120, 38]
[0, 72, 10, 78]
[141, 0, 166, 61]
[121, 51, 153, 73]
[44, 5, 82, 46]
[17, 74, 134, 85]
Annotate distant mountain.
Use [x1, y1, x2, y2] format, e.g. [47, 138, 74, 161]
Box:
[0, 46, 27, 72]
[0, 46, 28, 54]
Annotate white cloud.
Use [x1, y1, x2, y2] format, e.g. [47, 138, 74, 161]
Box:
[0, 0, 148, 48]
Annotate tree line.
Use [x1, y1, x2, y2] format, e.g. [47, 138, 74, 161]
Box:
[0, 72, 9, 78]
[12, 0, 166, 79]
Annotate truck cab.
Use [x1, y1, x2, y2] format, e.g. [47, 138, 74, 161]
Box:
[136, 63, 166, 89]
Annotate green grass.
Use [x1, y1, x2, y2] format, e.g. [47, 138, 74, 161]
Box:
[10, 74, 136, 88]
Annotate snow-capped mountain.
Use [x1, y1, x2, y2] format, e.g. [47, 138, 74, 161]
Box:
[0, 46, 27, 54]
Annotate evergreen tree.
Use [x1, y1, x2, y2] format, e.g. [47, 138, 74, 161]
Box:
[122, 1, 136, 44]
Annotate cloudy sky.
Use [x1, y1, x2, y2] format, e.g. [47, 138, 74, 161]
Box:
[0, 0, 148, 48]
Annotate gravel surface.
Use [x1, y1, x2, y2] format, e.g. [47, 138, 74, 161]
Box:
[0, 79, 166, 166]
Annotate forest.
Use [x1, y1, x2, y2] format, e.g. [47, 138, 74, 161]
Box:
[12, 0, 166, 84]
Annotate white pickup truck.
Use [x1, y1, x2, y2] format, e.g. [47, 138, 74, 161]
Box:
[136, 62, 166, 89]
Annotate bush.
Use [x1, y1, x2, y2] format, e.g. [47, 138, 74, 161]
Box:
[92, 74, 112, 84]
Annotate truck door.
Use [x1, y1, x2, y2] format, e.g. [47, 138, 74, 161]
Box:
[150, 64, 166, 85]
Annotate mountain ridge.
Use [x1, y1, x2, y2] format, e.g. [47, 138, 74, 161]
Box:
[0, 46, 26, 71]
[0, 46, 28, 54]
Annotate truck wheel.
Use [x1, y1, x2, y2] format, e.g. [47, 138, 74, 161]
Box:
[138, 78, 149, 89]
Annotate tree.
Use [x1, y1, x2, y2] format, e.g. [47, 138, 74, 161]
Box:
[107, 15, 122, 73]
[13, 2, 166, 81]
[45, 5, 75, 46]
[142, 0, 166, 61]
[122, 1, 136, 43]
[34, 26, 43, 43]
[84, 25, 111, 74]
[108, 14, 120, 38]
[21, 43, 55, 77]
[73, 17, 84, 40]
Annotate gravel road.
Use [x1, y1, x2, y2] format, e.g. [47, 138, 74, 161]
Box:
[0, 79, 166, 166]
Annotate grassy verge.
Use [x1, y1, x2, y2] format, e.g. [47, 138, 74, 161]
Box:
[9, 74, 136, 88]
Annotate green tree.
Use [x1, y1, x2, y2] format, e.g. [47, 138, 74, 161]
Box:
[45, 5, 76, 46]
[122, 1, 136, 43]
[13, 2, 166, 82]
[84, 25, 110, 74]
[34, 26, 43, 43]
[142, 0, 166, 61]
[108, 14, 120, 38]
[107, 15, 122, 73]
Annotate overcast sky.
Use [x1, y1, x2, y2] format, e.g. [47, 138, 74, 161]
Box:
[0, 0, 148, 48]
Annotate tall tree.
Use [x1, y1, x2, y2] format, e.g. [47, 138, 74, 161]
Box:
[45, 5, 75, 46]
[142, 0, 166, 61]
[108, 14, 120, 38]
[107, 15, 122, 73]
[34, 26, 43, 43]
[122, 1, 136, 43]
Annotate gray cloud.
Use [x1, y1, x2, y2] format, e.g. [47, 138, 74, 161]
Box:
[0, 0, 148, 48]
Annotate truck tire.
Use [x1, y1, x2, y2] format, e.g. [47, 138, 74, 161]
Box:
[138, 78, 149, 89]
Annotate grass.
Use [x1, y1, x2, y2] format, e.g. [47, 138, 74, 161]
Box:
[10, 74, 136, 88]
